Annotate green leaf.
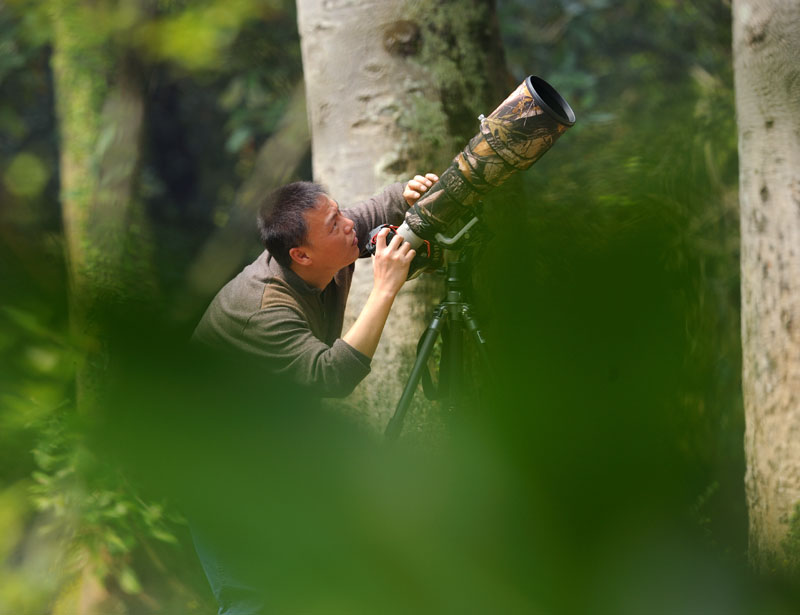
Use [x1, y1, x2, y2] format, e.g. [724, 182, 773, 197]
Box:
[104, 529, 130, 554]
[150, 527, 178, 544]
[118, 565, 142, 594]
[225, 125, 251, 153]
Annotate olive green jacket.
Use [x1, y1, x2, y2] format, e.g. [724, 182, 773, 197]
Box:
[192, 183, 406, 397]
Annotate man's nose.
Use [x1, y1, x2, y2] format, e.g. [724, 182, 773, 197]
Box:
[344, 217, 355, 233]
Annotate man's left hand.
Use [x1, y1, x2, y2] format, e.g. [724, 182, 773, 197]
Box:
[403, 173, 439, 206]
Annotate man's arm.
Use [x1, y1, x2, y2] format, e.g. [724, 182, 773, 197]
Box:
[341, 174, 438, 357]
[243, 227, 410, 394]
[240, 229, 414, 396]
[346, 173, 439, 254]
[243, 307, 372, 398]
[234, 176, 435, 396]
[342, 228, 415, 358]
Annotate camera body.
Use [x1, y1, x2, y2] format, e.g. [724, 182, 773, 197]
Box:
[366, 224, 441, 279]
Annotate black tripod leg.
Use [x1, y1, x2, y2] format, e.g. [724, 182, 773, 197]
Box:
[385, 307, 446, 440]
[462, 306, 493, 383]
[419, 328, 439, 401]
[443, 319, 463, 411]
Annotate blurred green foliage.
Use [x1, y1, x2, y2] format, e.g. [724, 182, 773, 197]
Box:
[1, 0, 302, 611]
[1, 0, 800, 612]
[492, 0, 741, 511]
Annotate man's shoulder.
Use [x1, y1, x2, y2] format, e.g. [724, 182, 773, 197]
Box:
[193, 252, 277, 334]
[259, 277, 304, 312]
[233, 251, 304, 312]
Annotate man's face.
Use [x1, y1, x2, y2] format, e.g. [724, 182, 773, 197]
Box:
[300, 194, 359, 272]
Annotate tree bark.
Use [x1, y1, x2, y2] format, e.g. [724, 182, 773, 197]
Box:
[51, 0, 155, 416]
[733, 0, 800, 572]
[296, 0, 511, 433]
[50, 2, 155, 612]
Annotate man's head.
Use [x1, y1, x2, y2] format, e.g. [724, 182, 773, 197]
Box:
[258, 182, 359, 279]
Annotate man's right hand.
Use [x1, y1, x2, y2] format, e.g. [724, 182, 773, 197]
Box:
[371, 227, 415, 297]
[342, 228, 415, 359]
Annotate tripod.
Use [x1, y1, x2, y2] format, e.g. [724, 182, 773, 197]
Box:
[385, 219, 492, 440]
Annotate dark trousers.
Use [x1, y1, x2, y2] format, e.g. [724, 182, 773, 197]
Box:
[190, 516, 270, 615]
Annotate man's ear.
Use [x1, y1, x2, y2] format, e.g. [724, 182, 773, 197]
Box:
[289, 246, 311, 267]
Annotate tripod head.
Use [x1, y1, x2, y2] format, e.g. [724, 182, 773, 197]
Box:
[434, 214, 492, 268]
[366, 211, 492, 279]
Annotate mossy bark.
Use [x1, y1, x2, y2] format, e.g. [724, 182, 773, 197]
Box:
[50, 2, 155, 611]
[733, 0, 800, 573]
[297, 0, 511, 434]
[51, 0, 155, 417]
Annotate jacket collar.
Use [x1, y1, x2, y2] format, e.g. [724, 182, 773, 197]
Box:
[264, 250, 324, 295]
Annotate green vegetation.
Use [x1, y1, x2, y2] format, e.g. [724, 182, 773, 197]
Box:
[1, 0, 798, 612]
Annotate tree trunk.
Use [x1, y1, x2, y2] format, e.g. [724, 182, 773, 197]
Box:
[733, 0, 800, 572]
[296, 0, 511, 433]
[51, 0, 155, 416]
[50, 2, 154, 612]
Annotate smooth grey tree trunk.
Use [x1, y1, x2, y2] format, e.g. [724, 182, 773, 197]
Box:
[733, 0, 800, 572]
[296, 0, 511, 433]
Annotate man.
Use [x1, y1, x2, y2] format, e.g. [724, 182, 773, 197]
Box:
[188, 174, 438, 614]
[192, 173, 438, 397]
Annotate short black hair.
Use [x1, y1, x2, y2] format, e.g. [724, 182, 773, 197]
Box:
[257, 181, 327, 267]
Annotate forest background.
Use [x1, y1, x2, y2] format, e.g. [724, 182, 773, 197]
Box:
[1, 0, 796, 613]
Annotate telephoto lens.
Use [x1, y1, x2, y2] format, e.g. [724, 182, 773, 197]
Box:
[395, 75, 576, 250]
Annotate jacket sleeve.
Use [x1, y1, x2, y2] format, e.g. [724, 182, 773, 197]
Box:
[342, 182, 408, 256]
[241, 307, 371, 398]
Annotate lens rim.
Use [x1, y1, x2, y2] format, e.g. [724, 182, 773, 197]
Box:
[526, 76, 576, 126]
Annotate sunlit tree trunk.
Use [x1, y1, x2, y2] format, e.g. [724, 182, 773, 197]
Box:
[733, 0, 800, 573]
[51, 0, 155, 416]
[296, 0, 511, 432]
[50, 2, 154, 612]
